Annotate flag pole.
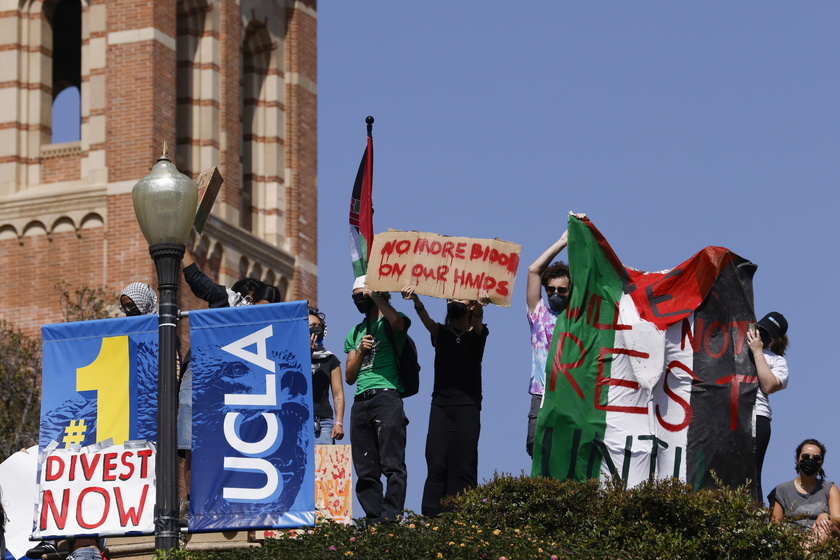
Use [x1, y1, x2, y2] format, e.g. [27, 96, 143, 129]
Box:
[365, 116, 374, 335]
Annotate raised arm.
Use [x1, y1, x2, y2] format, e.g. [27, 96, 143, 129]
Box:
[468, 290, 491, 334]
[527, 231, 568, 313]
[401, 286, 438, 338]
[182, 247, 229, 307]
[371, 291, 405, 331]
[747, 329, 783, 394]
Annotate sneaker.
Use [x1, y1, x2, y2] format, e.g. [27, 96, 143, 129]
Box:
[26, 541, 59, 559]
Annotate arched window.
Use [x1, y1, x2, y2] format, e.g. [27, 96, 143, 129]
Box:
[49, 0, 82, 143]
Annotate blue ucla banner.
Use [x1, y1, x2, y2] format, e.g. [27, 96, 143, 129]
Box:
[40, 315, 159, 450]
[38, 315, 159, 538]
[188, 301, 315, 531]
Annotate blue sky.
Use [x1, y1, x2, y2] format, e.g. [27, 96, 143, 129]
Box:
[317, 2, 840, 515]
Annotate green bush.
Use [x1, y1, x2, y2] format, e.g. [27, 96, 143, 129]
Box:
[167, 474, 840, 560]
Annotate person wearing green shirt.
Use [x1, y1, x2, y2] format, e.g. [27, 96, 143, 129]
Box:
[344, 275, 411, 523]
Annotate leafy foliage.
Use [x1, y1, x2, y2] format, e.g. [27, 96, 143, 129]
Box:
[0, 320, 41, 461]
[164, 474, 840, 560]
[0, 282, 116, 461]
[55, 279, 118, 322]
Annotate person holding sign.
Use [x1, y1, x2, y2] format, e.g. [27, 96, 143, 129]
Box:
[525, 214, 585, 457]
[402, 286, 490, 517]
[344, 275, 412, 523]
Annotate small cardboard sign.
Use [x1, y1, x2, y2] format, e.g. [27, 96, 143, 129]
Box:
[315, 444, 352, 524]
[366, 230, 521, 307]
[193, 166, 224, 235]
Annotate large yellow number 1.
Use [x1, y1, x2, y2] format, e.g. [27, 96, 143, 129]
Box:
[77, 336, 131, 445]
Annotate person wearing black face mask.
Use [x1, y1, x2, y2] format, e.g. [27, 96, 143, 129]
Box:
[524, 213, 586, 458]
[119, 282, 157, 316]
[344, 275, 412, 523]
[747, 311, 790, 502]
[769, 438, 840, 542]
[309, 307, 345, 444]
[401, 285, 490, 517]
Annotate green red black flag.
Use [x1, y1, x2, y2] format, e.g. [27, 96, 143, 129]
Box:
[349, 117, 374, 278]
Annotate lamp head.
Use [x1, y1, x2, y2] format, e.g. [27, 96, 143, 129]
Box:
[132, 142, 198, 246]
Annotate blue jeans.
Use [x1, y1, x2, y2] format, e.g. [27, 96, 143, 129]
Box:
[68, 547, 100, 560]
[314, 416, 335, 445]
[177, 364, 193, 450]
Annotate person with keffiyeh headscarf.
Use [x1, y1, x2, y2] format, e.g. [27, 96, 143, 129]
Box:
[119, 282, 157, 316]
[309, 306, 345, 444]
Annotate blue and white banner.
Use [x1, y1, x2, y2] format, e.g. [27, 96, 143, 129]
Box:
[188, 301, 315, 531]
[38, 315, 159, 538]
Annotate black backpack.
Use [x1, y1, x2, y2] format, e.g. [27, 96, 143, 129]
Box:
[383, 320, 421, 398]
[353, 318, 421, 398]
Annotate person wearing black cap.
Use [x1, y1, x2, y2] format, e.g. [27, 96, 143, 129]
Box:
[747, 311, 790, 501]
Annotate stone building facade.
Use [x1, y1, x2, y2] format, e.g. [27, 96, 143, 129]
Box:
[0, 0, 318, 338]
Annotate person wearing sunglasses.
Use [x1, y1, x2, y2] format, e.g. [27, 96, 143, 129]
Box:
[524, 213, 586, 458]
[747, 311, 790, 501]
[769, 439, 840, 542]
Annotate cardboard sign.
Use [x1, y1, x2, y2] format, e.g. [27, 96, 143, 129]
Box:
[193, 166, 224, 235]
[314, 444, 352, 524]
[366, 230, 521, 307]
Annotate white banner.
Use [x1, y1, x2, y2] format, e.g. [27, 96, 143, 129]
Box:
[34, 441, 156, 538]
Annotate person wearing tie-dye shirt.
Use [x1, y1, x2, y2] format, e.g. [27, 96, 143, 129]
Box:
[525, 214, 584, 457]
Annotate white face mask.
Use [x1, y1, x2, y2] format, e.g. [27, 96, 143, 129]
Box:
[227, 289, 252, 307]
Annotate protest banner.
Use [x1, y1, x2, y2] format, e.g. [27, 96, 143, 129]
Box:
[188, 301, 316, 531]
[38, 315, 159, 537]
[34, 441, 156, 539]
[366, 230, 521, 307]
[533, 215, 758, 494]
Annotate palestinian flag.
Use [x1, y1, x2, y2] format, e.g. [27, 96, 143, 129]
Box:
[533, 215, 758, 493]
[349, 129, 374, 278]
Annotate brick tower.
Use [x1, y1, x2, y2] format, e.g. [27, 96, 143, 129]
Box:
[0, 0, 318, 337]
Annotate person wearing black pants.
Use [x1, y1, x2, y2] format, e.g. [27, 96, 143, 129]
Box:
[402, 286, 489, 517]
[748, 311, 790, 501]
[345, 276, 412, 523]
